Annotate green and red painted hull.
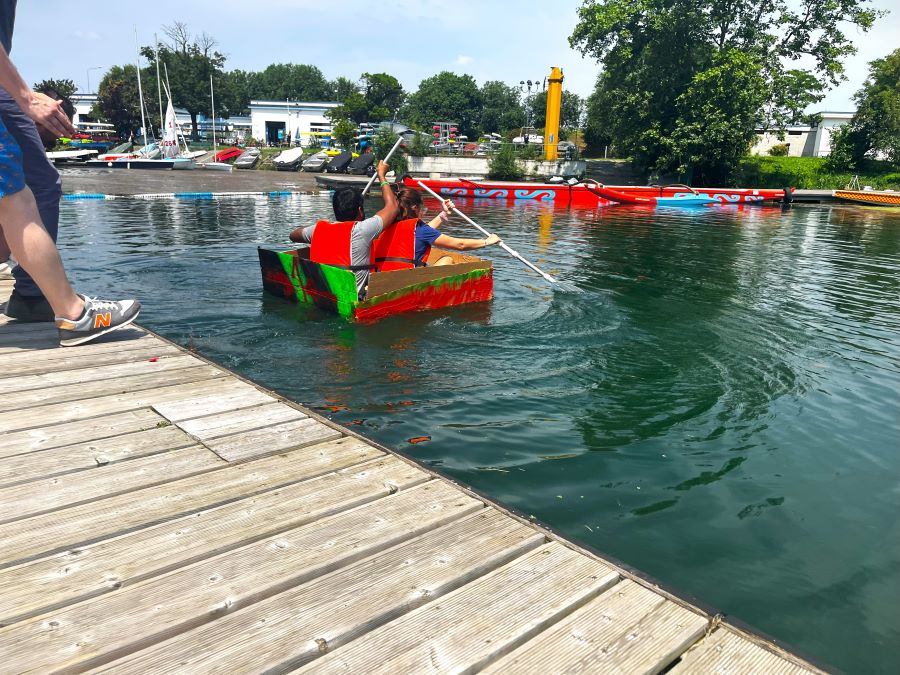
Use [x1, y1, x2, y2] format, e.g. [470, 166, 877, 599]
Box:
[258, 247, 493, 322]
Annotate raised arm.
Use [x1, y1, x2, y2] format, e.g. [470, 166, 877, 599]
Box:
[374, 161, 399, 226]
[0, 45, 75, 138]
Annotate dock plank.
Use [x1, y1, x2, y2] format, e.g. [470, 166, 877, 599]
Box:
[0, 445, 224, 524]
[0, 326, 147, 355]
[0, 425, 198, 488]
[152, 388, 280, 422]
[175, 402, 306, 440]
[297, 543, 620, 674]
[670, 626, 820, 674]
[0, 456, 427, 626]
[94, 510, 544, 674]
[0, 436, 382, 568]
[203, 418, 343, 462]
[0, 342, 182, 377]
[483, 579, 707, 674]
[0, 481, 481, 673]
[0, 408, 166, 459]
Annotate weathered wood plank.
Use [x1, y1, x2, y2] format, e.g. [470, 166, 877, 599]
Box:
[0, 320, 57, 335]
[0, 353, 201, 394]
[483, 579, 707, 674]
[94, 510, 545, 674]
[0, 456, 428, 626]
[0, 409, 165, 459]
[0, 375, 244, 433]
[0, 436, 381, 568]
[0, 425, 197, 487]
[0, 446, 224, 524]
[0, 364, 224, 413]
[670, 626, 819, 675]
[152, 388, 279, 422]
[203, 418, 342, 462]
[295, 543, 620, 674]
[0, 326, 146, 354]
[0, 481, 481, 673]
[0, 330, 157, 368]
[0, 342, 182, 378]
[176, 402, 306, 440]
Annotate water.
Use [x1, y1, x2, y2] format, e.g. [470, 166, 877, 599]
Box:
[59, 195, 899, 673]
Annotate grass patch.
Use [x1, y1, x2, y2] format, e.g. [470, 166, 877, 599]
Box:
[737, 156, 900, 190]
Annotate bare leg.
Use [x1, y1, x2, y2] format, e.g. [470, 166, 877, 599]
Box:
[0, 227, 9, 262]
[0, 187, 83, 320]
[433, 255, 455, 266]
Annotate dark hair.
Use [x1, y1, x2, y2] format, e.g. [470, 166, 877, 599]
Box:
[396, 185, 423, 219]
[332, 187, 364, 221]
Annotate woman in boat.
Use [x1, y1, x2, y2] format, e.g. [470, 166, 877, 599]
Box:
[394, 186, 501, 266]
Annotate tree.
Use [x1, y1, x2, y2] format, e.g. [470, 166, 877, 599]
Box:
[331, 119, 357, 149]
[829, 48, 900, 169]
[529, 90, 584, 130]
[402, 71, 483, 139]
[253, 63, 333, 102]
[479, 81, 525, 133]
[331, 76, 358, 102]
[92, 65, 144, 137]
[33, 78, 77, 102]
[361, 73, 404, 120]
[570, 0, 883, 183]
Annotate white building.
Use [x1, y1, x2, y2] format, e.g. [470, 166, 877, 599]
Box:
[751, 111, 855, 157]
[249, 100, 339, 146]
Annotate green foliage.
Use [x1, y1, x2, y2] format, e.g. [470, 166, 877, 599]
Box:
[828, 48, 900, 170]
[93, 65, 144, 136]
[326, 72, 405, 125]
[518, 142, 540, 160]
[737, 156, 900, 190]
[331, 76, 358, 102]
[570, 0, 884, 181]
[331, 119, 356, 149]
[529, 90, 584, 130]
[251, 63, 333, 102]
[373, 125, 408, 177]
[768, 143, 790, 157]
[480, 80, 525, 133]
[33, 78, 77, 101]
[488, 143, 524, 180]
[401, 71, 482, 139]
[407, 129, 434, 157]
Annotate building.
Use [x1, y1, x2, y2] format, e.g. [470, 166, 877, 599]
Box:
[249, 100, 339, 146]
[751, 111, 855, 157]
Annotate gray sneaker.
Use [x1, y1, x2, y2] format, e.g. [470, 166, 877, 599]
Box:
[56, 295, 141, 347]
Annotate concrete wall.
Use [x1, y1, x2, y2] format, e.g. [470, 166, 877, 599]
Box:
[408, 156, 585, 178]
[751, 130, 813, 157]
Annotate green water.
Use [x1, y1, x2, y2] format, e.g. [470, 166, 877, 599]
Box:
[59, 195, 899, 672]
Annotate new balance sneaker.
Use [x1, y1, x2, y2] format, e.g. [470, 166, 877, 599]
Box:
[56, 295, 141, 347]
[4, 289, 55, 322]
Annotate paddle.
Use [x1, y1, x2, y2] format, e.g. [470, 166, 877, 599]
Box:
[361, 134, 405, 197]
[416, 180, 579, 292]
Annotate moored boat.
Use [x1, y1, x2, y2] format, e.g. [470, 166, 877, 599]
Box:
[400, 176, 790, 206]
[234, 147, 261, 169]
[581, 182, 717, 207]
[258, 246, 493, 322]
[833, 188, 900, 206]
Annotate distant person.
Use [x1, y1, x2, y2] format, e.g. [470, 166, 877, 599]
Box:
[288, 160, 399, 299]
[393, 186, 501, 266]
[1, 45, 140, 346]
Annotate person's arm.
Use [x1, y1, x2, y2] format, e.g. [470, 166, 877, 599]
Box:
[427, 199, 455, 230]
[288, 224, 314, 243]
[433, 232, 501, 251]
[373, 160, 398, 226]
[0, 45, 76, 138]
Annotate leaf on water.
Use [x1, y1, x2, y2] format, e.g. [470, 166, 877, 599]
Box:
[407, 436, 431, 444]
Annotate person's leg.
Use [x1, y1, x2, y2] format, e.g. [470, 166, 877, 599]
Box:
[0, 90, 63, 317]
[0, 187, 82, 319]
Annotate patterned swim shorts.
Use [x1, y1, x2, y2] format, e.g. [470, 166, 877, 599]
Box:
[0, 113, 27, 199]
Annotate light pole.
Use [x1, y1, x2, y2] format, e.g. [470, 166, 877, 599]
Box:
[519, 78, 541, 140]
[86, 66, 103, 95]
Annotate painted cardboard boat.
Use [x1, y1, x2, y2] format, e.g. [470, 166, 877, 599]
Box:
[400, 176, 790, 206]
[833, 189, 900, 206]
[258, 246, 493, 322]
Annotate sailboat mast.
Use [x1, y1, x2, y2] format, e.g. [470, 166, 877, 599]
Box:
[133, 26, 147, 145]
[210, 74, 217, 154]
[155, 34, 163, 136]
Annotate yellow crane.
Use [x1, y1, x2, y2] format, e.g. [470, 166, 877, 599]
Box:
[543, 66, 564, 161]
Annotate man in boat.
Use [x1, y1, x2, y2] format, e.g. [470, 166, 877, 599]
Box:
[394, 185, 501, 266]
[288, 159, 399, 299]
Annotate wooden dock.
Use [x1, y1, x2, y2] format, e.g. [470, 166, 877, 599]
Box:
[0, 271, 825, 673]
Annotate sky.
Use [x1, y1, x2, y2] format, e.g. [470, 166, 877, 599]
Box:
[9, 0, 900, 113]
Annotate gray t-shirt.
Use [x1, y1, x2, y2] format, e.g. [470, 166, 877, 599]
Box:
[0, 1, 16, 54]
[298, 214, 385, 299]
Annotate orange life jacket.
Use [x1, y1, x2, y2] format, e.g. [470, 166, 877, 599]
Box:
[309, 218, 428, 272]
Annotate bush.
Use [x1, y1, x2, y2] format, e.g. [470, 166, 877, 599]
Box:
[373, 125, 408, 178]
[768, 143, 789, 157]
[736, 156, 900, 190]
[488, 143, 525, 180]
[518, 143, 541, 160]
[407, 130, 433, 157]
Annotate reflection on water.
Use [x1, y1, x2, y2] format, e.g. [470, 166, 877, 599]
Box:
[58, 195, 900, 673]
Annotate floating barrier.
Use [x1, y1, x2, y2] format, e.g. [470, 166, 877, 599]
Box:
[62, 190, 312, 201]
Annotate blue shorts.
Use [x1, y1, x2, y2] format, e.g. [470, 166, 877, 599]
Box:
[0, 114, 26, 198]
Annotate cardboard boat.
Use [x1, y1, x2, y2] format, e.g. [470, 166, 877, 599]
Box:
[833, 189, 900, 206]
[401, 176, 790, 206]
[258, 246, 493, 322]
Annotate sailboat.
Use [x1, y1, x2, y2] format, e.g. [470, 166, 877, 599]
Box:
[199, 74, 233, 171]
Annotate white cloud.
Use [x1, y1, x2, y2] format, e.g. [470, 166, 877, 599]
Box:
[456, 55, 473, 66]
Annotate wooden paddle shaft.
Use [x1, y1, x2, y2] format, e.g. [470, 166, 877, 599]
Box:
[361, 135, 405, 197]
[416, 181, 559, 284]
